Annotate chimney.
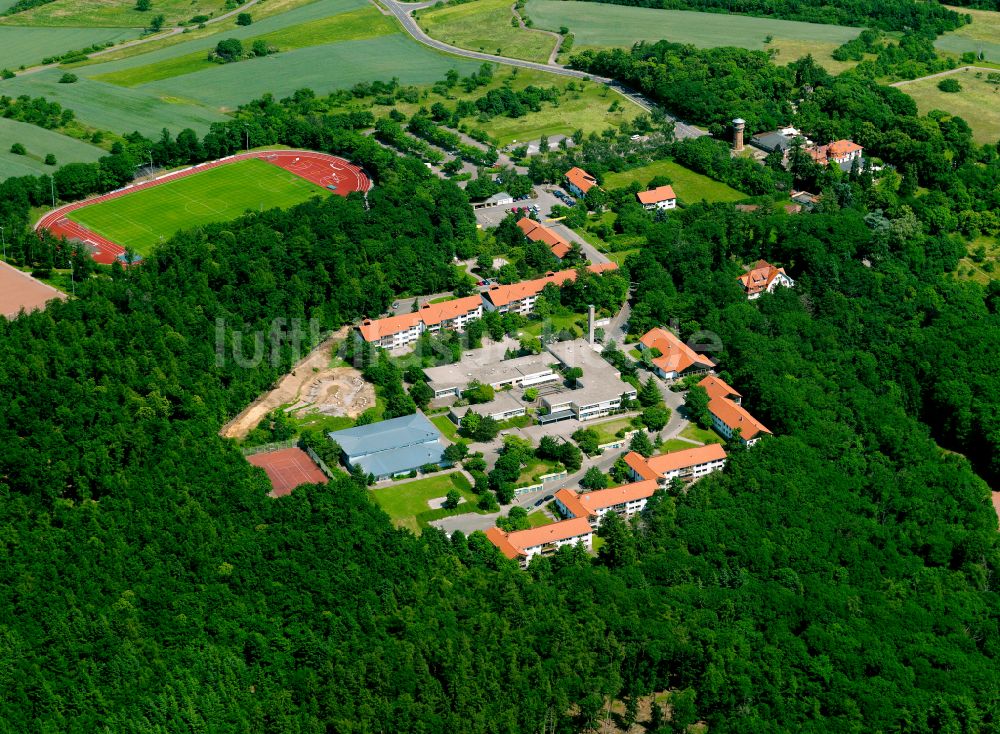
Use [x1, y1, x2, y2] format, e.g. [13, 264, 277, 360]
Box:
[733, 118, 746, 153]
[588, 304, 595, 345]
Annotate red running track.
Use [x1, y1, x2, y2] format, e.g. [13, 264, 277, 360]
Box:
[35, 150, 371, 265]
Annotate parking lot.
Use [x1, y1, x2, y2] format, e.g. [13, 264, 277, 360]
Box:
[474, 187, 566, 229]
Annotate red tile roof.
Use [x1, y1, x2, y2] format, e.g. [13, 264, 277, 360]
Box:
[826, 139, 863, 159]
[358, 296, 481, 342]
[625, 444, 728, 480]
[638, 327, 715, 376]
[579, 480, 658, 512]
[637, 185, 676, 205]
[486, 517, 593, 559]
[697, 375, 771, 441]
[737, 260, 789, 296]
[565, 166, 598, 194]
[517, 217, 571, 259]
[555, 487, 590, 519]
[484, 263, 617, 308]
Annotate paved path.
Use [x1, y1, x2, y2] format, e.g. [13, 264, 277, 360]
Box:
[890, 65, 997, 87]
[509, 2, 563, 65]
[381, 0, 706, 140]
[12, 0, 264, 78]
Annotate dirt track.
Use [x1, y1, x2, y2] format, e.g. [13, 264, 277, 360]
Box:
[220, 328, 373, 439]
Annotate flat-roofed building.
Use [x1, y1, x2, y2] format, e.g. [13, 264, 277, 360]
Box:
[486, 517, 593, 567]
[542, 340, 638, 422]
[624, 444, 727, 484]
[637, 327, 715, 381]
[329, 413, 448, 481]
[698, 375, 772, 446]
[448, 392, 526, 423]
[554, 479, 659, 528]
[423, 347, 558, 399]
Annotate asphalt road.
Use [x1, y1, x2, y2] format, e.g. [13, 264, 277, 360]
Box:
[381, 0, 706, 140]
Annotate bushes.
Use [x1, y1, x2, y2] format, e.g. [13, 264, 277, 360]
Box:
[938, 77, 962, 93]
[10, 142, 25, 155]
[58, 73, 77, 84]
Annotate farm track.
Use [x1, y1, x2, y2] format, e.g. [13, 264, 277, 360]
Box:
[890, 64, 997, 86]
[11, 0, 264, 78]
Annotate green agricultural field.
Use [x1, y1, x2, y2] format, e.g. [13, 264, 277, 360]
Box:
[419, 0, 557, 64]
[936, 7, 1000, 63]
[94, 7, 396, 86]
[138, 35, 478, 109]
[1, 68, 226, 136]
[67, 158, 330, 254]
[369, 472, 477, 533]
[0, 117, 106, 180]
[603, 159, 746, 202]
[0, 26, 136, 69]
[527, 0, 860, 71]
[0, 0, 229, 27]
[899, 70, 1000, 144]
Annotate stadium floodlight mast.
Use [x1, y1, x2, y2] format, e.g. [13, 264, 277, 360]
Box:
[67, 259, 74, 296]
[243, 124, 249, 153]
[1, 225, 5, 261]
[50, 177, 55, 207]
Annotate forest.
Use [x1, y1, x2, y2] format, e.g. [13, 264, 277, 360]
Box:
[0, 69, 997, 732]
[570, 0, 970, 33]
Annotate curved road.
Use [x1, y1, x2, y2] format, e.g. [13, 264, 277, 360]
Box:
[380, 0, 706, 140]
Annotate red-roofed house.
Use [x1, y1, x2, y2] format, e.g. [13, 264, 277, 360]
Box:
[697, 375, 772, 446]
[358, 295, 483, 348]
[807, 139, 863, 168]
[737, 260, 794, 300]
[636, 185, 677, 211]
[624, 444, 727, 484]
[486, 517, 593, 567]
[482, 263, 617, 315]
[565, 167, 598, 197]
[555, 480, 660, 527]
[517, 217, 571, 259]
[638, 327, 715, 381]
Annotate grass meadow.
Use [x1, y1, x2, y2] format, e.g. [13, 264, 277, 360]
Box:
[527, 0, 860, 71]
[419, 0, 557, 64]
[369, 472, 477, 534]
[67, 158, 330, 254]
[603, 159, 746, 202]
[0, 26, 136, 69]
[900, 70, 1000, 144]
[936, 7, 1000, 63]
[0, 118, 106, 180]
[0, 0, 229, 27]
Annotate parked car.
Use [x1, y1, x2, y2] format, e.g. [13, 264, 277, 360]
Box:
[392, 302, 399, 309]
[534, 498, 545, 507]
[542, 494, 553, 502]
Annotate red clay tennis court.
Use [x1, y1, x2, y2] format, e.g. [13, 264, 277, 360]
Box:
[247, 447, 328, 498]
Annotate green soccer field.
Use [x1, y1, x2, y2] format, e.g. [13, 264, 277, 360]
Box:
[67, 158, 330, 255]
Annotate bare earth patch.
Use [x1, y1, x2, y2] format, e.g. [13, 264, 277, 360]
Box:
[220, 328, 374, 439]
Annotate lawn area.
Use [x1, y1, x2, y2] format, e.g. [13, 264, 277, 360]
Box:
[517, 456, 562, 486]
[660, 438, 697, 452]
[431, 414, 460, 442]
[94, 7, 396, 87]
[955, 236, 999, 284]
[680, 423, 723, 444]
[527, 510, 553, 528]
[603, 159, 746, 202]
[0, 26, 137, 69]
[607, 248, 640, 266]
[936, 7, 1000, 63]
[0, 0, 229, 27]
[0, 118, 106, 180]
[519, 311, 584, 338]
[418, 0, 558, 64]
[369, 472, 477, 534]
[67, 158, 330, 254]
[471, 77, 642, 145]
[898, 70, 1000, 144]
[589, 417, 635, 444]
[527, 0, 860, 72]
